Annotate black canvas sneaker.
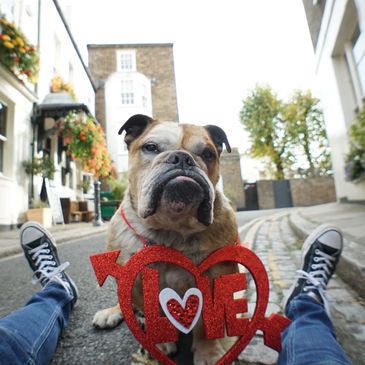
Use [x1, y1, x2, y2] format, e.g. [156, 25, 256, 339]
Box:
[20, 221, 78, 301]
[283, 224, 343, 317]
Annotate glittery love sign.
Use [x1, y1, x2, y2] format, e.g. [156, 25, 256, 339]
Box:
[90, 245, 290, 365]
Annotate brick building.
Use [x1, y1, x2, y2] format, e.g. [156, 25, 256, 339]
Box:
[88, 43, 179, 174]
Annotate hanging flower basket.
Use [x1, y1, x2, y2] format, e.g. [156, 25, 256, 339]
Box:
[0, 16, 39, 83]
[58, 111, 113, 179]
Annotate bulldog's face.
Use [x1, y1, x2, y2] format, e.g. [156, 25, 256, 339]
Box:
[119, 114, 231, 231]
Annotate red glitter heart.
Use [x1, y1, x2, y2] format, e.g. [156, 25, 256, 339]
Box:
[167, 294, 199, 329]
[90, 245, 291, 365]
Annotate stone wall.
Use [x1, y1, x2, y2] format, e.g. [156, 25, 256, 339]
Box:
[220, 148, 245, 210]
[88, 44, 179, 129]
[255, 177, 336, 209]
[88, 47, 116, 131]
[257, 180, 275, 209]
[290, 177, 336, 206]
[135, 44, 179, 122]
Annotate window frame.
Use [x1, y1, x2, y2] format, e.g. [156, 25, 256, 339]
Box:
[121, 79, 135, 105]
[0, 100, 8, 174]
[117, 50, 136, 72]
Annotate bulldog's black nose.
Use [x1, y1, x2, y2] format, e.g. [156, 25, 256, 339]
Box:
[166, 151, 196, 169]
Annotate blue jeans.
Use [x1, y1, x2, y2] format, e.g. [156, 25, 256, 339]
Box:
[278, 294, 352, 365]
[0, 283, 74, 365]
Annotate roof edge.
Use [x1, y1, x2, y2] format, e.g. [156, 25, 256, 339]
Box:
[87, 43, 174, 49]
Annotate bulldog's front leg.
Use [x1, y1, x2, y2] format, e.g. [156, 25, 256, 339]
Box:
[192, 321, 238, 365]
[92, 304, 124, 329]
[93, 275, 143, 329]
[192, 321, 227, 365]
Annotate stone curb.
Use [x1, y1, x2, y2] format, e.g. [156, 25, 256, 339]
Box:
[239, 218, 265, 250]
[288, 210, 365, 299]
[0, 226, 108, 259]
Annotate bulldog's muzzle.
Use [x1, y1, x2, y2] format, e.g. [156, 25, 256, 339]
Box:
[139, 151, 215, 226]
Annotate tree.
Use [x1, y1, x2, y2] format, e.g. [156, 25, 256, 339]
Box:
[283, 90, 332, 177]
[240, 85, 289, 179]
[240, 86, 332, 179]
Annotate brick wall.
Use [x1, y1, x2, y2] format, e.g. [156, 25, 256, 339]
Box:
[88, 47, 116, 131]
[135, 45, 179, 122]
[87, 44, 179, 129]
[220, 148, 245, 210]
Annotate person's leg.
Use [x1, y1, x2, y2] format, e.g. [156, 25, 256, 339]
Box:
[0, 283, 74, 365]
[0, 221, 78, 365]
[278, 294, 351, 365]
[278, 224, 352, 365]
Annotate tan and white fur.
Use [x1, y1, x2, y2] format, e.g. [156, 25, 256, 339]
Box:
[93, 114, 238, 365]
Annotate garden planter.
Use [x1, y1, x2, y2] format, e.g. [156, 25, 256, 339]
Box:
[25, 208, 53, 228]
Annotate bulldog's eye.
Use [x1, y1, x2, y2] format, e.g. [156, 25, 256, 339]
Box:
[201, 148, 216, 161]
[142, 142, 159, 154]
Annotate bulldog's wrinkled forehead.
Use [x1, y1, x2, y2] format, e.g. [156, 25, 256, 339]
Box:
[144, 122, 214, 153]
[144, 122, 182, 148]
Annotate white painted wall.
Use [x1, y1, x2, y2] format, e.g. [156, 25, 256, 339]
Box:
[105, 71, 152, 174]
[314, 0, 365, 200]
[0, 65, 37, 226]
[37, 1, 95, 113]
[0, 0, 96, 227]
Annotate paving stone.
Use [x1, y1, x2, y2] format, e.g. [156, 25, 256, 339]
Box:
[238, 335, 278, 365]
[332, 301, 365, 322]
[328, 288, 358, 304]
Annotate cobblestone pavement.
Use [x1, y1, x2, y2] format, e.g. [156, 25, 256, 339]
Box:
[237, 212, 365, 365]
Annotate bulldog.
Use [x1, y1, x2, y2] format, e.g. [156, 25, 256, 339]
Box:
[93, 114, 239, 364]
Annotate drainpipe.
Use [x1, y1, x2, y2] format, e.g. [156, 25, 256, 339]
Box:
[93, 180, 103, 226]
[30, 104, 39, 207]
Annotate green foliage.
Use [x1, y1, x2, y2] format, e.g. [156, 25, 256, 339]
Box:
[345, 106, 365, 182]
[283, 90, 332, 177]
[240, 85, 288, 179]
[22, 156, 55, 179]
[240, 85, 332, 179]
[109, 172, 128, 200]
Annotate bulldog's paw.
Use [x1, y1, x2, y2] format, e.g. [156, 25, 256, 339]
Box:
[92, 305, 123, 329]
[157, 342, 177, 356]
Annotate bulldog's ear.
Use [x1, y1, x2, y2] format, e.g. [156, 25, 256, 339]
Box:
[204, 125, 231, 154]
[118, 114, 154, 148]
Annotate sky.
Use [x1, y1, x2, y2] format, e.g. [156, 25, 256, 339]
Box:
[68, 0, 317, 151]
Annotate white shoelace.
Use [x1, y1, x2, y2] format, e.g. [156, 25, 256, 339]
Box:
[296, 248, 336, 316]
[28, 242, 71, 294]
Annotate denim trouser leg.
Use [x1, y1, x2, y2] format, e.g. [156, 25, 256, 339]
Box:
[278, 294, 352, 365]
[0, 283, 74, 365]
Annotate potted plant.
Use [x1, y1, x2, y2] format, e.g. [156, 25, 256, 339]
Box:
[22, 156, 56, 227]
[22, 156, 56, 180]
[24, 201, 53, 228]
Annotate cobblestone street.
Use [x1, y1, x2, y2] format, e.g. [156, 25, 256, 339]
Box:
[238, 208, 365, 365]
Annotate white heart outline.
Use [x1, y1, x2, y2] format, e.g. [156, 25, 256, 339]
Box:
[159, 287, 203, 334]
